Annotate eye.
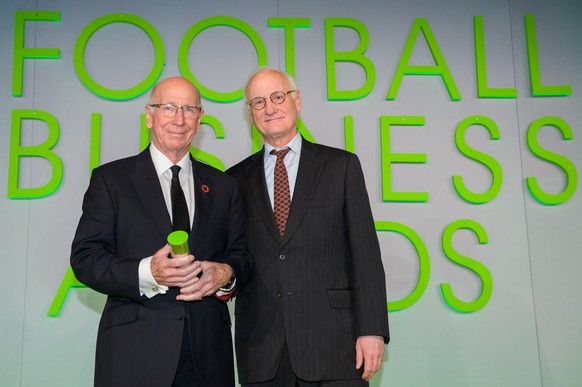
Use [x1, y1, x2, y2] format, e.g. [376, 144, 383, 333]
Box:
[271, 92, 285, 103]
[162, 104, 176, 112]
[251, 97, 265, 108]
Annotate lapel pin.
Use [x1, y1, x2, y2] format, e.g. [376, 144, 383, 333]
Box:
[201, 184, 210, 193]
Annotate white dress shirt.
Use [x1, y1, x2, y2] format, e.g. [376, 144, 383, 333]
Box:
[138, 144, 194, 298]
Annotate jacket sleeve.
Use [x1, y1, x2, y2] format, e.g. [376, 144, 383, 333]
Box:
[70, 168, 141, 301]
[344, 154, 390, 343]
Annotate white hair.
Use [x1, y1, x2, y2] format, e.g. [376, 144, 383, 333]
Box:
[244, 67, 298, 102]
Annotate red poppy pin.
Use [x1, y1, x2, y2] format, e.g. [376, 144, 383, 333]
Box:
[201, 184, 210, 193]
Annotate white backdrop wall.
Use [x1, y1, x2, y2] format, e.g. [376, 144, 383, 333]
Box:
[1, 0, 581, 386]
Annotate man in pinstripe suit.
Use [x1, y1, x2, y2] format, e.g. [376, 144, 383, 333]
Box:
[227, 68, 389, 386]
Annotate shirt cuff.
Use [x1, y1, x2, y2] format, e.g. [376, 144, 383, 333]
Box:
[215, 278, 236, 300]
[139, 256, 169, 298]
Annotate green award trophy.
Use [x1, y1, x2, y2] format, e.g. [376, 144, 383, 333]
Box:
[167, 230, 189, 257]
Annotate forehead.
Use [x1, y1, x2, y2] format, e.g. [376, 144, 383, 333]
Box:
[247, 71, 290, 97]
[154, 80, 199, 104]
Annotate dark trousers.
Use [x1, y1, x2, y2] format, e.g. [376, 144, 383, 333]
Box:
[243, 340, 368, 387]
[172, 320, 199, 387]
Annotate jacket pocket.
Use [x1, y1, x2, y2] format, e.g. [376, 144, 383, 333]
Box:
[101, 299, 139, 330]
[326, 289, 355, 309]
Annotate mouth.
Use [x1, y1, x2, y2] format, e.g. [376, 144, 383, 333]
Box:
[263, 116, 284, 123]
[167, 129, 187, 136]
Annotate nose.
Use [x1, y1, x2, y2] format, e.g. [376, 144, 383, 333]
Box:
[173, 108, 186, 124]
[264, 98, 277, 115]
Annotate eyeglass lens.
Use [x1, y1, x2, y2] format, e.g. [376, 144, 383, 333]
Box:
[250, 91, 293, 110]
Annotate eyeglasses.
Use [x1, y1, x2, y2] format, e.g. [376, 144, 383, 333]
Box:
[247, 90, 297, 111]
[148, 103, 202, 118]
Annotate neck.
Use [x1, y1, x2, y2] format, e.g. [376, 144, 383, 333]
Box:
[265, 130, 298, 149]
[166, 150, 189, 165]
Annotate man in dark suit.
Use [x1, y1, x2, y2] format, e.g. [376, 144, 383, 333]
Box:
[71, 77, 252, 387]
[227, 68, 389, 386]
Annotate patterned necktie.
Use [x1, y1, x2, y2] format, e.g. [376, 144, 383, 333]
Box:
[170, 165, 190, 234]
[271, 148, 291, 237]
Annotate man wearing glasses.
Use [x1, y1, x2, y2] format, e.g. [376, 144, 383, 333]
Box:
[71, 77, 252, 387]
[227, 68, 389, 386]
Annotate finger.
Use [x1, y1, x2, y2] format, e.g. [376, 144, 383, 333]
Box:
[361, 350, 381, 380]
[177, 280, 213, 301]
[167, 263, 203, 288]
[153, 244, 172, 260]
[364, 355, 382, 381]
[355, 346, 364, 370]
[361, 359, 372, 380]
[169, 255, 195, 268]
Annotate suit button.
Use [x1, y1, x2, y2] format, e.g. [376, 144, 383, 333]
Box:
[277, 292, 283, 297]
[279, 254, 285, 261]
[175, 314, 183, 320]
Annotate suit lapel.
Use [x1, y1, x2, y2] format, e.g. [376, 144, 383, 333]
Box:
[282, 138, 324, 244]
[190, 158, 212, 252]
[130, 148, 173, 240]
[244, 149, 281, 243]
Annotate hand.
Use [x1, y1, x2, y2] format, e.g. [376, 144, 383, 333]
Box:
[150, 244, 202, 288]
[355, 335, 385, 381]
[177, 261, 233, 302]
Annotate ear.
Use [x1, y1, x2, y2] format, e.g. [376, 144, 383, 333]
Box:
[145, 106, 153, 128]
[294, 91, 302, 113]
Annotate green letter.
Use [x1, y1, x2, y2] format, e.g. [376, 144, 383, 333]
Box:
[387, 18, 460, 101]
[441, 219, 492, 313]
[376, 221, 430, 312]
[453, 116, 503, 204]
[12, 11, 61, 96]
[8, 110, 63, 198]
[380, 116, 427, 202]
[324, 18, 375, 100]
[179, 16, 267, 102]
[140, 113, 150, 152]
[191, 115, 226, 171]
[526, 116, 577, 205]
[474, 16, 517, 98]
[90, 113, 102, 172]
[344, 116, 354, 153]
[525, 15, 572, 97]
[74, 13, 164, 100]
[268, 18, 310, 77]
[48, 266, 87, 316]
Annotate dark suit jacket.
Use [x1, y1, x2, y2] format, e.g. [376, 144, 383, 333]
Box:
[71, 147, 252, 387]
[227, 137, 389, 383]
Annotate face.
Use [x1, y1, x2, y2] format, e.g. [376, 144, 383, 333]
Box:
[145, 77, 204, 163]
[246, 70, 302, 147]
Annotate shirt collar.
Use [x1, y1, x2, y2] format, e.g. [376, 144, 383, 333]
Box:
[150, 143, 192, 178]
[263, 131, 302, 162]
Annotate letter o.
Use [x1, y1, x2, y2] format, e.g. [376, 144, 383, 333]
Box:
[375, 221, 431, 312]
[178, 16, 267, 102]
[74, 13, 165, 100]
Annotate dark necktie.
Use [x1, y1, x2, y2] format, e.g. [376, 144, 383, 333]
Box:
[271, 148, 291, 237]
[170, 165, 190, 234]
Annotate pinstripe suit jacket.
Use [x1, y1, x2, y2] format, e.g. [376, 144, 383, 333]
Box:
[227, 137, 389, 383]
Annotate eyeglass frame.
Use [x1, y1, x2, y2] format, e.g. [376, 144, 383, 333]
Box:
[148, 103, 203, 118]
[247, 90, 297, 111]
